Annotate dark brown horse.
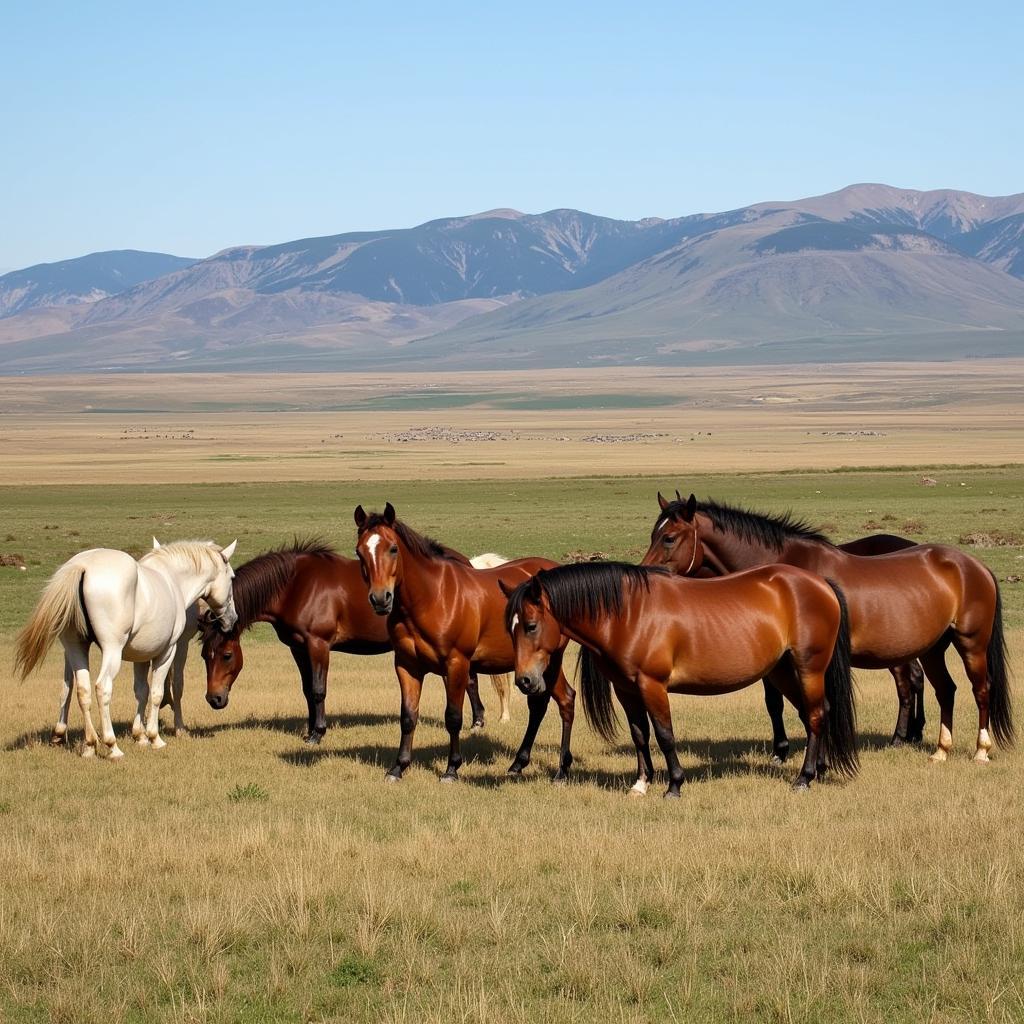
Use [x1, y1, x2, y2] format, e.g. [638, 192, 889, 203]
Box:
[199, 540, 509, 743]
[641, 495, 1013, 763]
[502, 562, 857, 794]
[354, 502, 575, 783]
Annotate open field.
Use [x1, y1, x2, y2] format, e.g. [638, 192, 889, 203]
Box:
[1, 361, 1022, 484]
[2, 468, 1024, 1023]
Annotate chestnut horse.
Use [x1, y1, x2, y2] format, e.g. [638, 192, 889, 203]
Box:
[200, 540, 510, 743]
[642, 494, 1013, 763]
[354, 503, 575, 783]
[502, 562, 857, 795]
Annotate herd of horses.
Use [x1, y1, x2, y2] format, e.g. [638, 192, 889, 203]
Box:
[15, 494, 1013, 796]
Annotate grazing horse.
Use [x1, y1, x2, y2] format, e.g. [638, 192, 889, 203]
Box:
[501, 562, 857, 794]
[199, 540, 511, 743]
[642, 495, 1013, 763]
[354, 502, 576, 783]
[15, 540, 238, 758]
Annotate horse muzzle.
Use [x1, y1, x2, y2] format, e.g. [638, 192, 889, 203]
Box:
[368, 590, 394, 616]
[206, 691, 229, 710]
[515, 672, 546, 697]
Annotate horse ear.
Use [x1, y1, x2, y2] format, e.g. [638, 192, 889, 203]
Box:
[675, 489, 683, 502]
[152, 537, 161, 550]
[354, 505, 367, 528]
[383, 502, 396, 525]
[525, 574, 543, 602]
[498, 579, 515, 598]
[221, 540, 237, 562]
[683, 494, 697, 521]
[657, 491, 669, 511]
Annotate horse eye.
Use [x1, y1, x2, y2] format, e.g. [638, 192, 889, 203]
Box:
[223, 652, 232, 662]
[389, 545, 398, 555]
[524, 622, 538, 634]
[663, 535, 675, 546]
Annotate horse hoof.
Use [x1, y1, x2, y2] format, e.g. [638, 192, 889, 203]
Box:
[628, 788, 647, 799]
[384, 772, 402, 784]
[973, 752, 991, 764]
[173, 728, 189, 738]
[770, 753, 788, 766]
[439, 772, 459, 784]
[149, 737, 166, 751]
[928, 750, 948, 763]
[50, 733, 66, 747]
[552, 774, 569, 787]
[303, 734, 322, 747]
[791, 778, 811, 792]
[135, 735, 151, 747]
[506, 762, 526, 777]
[662, 790, 681, 800]
[889, 735, 906, 748]
[471, 720, 485, 731]
[81, 746, 96, 759]
[108, 746, 125, 761]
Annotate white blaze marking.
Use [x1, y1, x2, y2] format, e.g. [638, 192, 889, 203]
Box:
[366, 534, 382, 570]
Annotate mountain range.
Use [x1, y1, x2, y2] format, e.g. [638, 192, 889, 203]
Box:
[2, 184, 1023, 372]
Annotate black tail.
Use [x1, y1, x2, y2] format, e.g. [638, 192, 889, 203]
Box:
[822, 580, 858, 777]
[578, 647, 619, 743]
[987, 574, 1014, 748]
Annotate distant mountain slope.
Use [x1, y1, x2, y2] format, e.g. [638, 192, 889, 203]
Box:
[0, 250, 197, 319]
[0, 184, 1022, 371]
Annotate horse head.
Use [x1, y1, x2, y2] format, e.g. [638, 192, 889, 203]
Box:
[641, 491, 706, 575]
[354, 502, 400, 616]
[500, 573, 560, 696]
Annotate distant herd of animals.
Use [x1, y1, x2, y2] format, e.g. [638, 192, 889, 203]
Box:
[14, 494, 1013, 796]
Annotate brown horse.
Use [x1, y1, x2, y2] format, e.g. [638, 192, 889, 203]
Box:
[200, 540, 509, 743]
[641, 494, 1013, 763]
[501, 562, 857, 795]
[354, 502, 575, 783]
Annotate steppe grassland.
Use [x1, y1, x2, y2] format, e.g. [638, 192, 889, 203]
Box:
[1, 361, 1021, 484]
[1, 465, 1023, 1023]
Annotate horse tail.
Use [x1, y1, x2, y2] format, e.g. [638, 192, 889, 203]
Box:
[822, 579, 859, 777]
[987, 572, 1014, 748]
[14, 563, 88, 679]
[489, 673, 512, 721]
[578, 647, 619, 743]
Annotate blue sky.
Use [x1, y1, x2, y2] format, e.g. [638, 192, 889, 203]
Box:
[3, 0, 1022, 269]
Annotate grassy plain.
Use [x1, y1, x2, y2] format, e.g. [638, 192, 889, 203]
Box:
[1, 362, 1023, 1023]
[1, 467, 1024, 1023]
[1, 360, 1022, 484]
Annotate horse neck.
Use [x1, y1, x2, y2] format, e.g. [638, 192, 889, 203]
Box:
[551, 609, 609, 657]
[151, 554, 217, 608]
[699, 516, 783, 571]
[395, 540, 452, 618]
[232, 556, 291, 629]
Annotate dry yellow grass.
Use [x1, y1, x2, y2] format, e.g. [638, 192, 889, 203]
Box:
[1, 360, 1021, 484]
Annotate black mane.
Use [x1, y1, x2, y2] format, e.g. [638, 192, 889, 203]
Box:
[504, 562, 668, 631]
[204, 538, 337, 637]
[658, 497, 831, 551]
[359, 514, 469, 565]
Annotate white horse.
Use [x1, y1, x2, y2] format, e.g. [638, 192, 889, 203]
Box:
[15, 540, 238, 759]
[469, 552, 513, 722]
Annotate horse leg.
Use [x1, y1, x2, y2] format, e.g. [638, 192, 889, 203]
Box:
[94, 643, 125, 760]
[467, 674, 486, 730]
[888, 663, 916, 746]
[615, 684, 654, 797]
[951, 630, 994, 763]
[506, 691, 550, 777]
[440, 658, 471, 782]
[766, 663, 823, 791]
[65, 638, 99, 758]
[920, 642, 955, 763]
[170, 640, 189, 736]
[132, 662, 151, 745]
[762, 680, 790, 763]
[306, 638, 331, 743]
[907, 660, 926, 743]
[492, 674, 512, 723]
[289, 644, 318, 742]
[548, 662, 576, 783]
[144, 648, 176, 751]
[52, 652, 75, 745]
[387, 663, 423, 782]
[636, 675, 684, 799]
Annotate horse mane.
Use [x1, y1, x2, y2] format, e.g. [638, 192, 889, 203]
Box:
[504, 562, 668, 631]
[204, 537, 337, 637]
[141, 539, 225, 575]
[658, 497, 832, 551]
[359, 514, 470, 565]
